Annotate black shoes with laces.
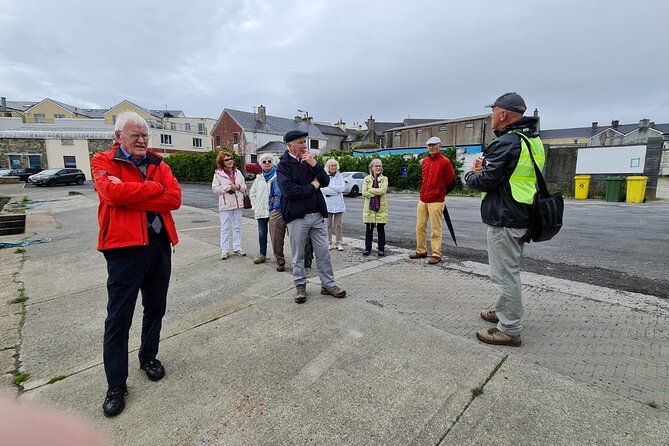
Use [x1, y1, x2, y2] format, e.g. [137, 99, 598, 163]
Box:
[103, 384, 128, 417]
[140, 359, 166, 381]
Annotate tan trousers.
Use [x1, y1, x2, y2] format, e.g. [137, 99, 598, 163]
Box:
[269, 210, 286, 267]
[327, 212, 343, 244]
[416, 200, 444, 258]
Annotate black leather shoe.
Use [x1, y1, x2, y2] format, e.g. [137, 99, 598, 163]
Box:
[140, 359, 165, 381]
[103, 384, 127, 417]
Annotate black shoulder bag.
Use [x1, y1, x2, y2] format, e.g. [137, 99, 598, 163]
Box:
[517, 133, 564, 243]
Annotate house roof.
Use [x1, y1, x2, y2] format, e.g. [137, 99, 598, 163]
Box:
[0, 126, 114, 139]
[540, 122, 669, 139]
[149, 109, 185, 118]
[225, 108, 327, 140]
[403, 118, 445, 126]
[3, 101, 37, 112]
[386, 114, 490, 131]
[314, 123, 347, 137]
[371, 122, 403, 136]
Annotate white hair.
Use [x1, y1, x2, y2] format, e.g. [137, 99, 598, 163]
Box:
[324, 158, 340, 171]
[115, 111, 149, 132]
[258, 153, 274, 163]
[368, 158, 383, 174]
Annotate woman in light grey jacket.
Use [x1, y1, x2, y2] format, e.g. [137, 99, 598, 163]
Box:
[212, 150, 246, 259]
[249, 153, 276, 264]
[321, 158, 346, 251]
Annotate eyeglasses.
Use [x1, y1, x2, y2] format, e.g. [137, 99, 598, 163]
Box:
[223, 158, 233, 162]
[261, 160, 272, 164]
[122, 132, 149, 141]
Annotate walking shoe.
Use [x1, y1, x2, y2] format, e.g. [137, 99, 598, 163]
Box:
[362, 250, 370, 256]
[295, 284, 307, 304]
[140, 359, 166, 381]
[321, 286, 347, 298]
[253, 255, 266, 264]
[476, 328, 521, 347]
[480, 310, 499, 323]
[102, 384, 128, 417]
[276, 264, 285, 272]
[409, 252, 427, 259]
[233, 250, 246, 256]
[336, 243, 344, 251]
[377, 250, 385, 257]
[328, 244, 332, 251]
[428, 256, 442, 265]
[220, 251, 229, 260]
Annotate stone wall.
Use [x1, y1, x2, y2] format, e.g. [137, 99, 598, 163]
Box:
[88, 139, 113, 156]
[0, 139, 47, 169]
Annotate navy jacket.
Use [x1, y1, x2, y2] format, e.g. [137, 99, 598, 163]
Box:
[276, 149, 330, 223]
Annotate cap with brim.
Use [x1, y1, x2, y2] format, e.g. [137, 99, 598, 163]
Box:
[426, 136, 441, 145]
[284, 130, 308, 143]
[486, 92, 527, 114]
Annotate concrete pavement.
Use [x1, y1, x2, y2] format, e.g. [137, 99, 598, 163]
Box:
[1, 183, 668, 445]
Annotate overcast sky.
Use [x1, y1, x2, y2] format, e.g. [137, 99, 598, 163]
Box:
[1, 0, 668, 130]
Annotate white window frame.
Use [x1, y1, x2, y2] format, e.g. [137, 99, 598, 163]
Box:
[193, 138, 202, 148]
[160, 134, 172, 145]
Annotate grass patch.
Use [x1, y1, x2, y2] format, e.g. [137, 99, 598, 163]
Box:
[68, 191, 83, 196]
[471, 386, 484, 398]
[0, 196, 9, 211]
[14, 248, 25, 254]
[12, 372, 30, 386]
[48, 375, 67, 384]
[10, 296, 27, 304]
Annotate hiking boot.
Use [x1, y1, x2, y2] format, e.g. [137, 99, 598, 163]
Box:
[253, 255, 266, 264]
[276, 265, 285, 272]
[476, 328, 521, 347]
[321, 286, 346, 298]
[428, 256, 442, 265]
[480, 310, 499, 323]
[295, 284, 307, 304]
[409, 252, 427, 259]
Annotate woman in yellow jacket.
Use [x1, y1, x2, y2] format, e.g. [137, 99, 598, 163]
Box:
[362, 158, 388, 256]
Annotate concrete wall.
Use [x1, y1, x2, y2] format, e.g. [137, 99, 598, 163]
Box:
[45, 139, 93, 179]
[387, 116, 493, 149]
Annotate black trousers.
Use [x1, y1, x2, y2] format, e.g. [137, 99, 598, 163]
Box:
[365, 223, 386, 252]
[102, 231, 171, 387]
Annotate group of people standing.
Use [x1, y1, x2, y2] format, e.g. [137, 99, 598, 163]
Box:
[93, 92, 543, 418]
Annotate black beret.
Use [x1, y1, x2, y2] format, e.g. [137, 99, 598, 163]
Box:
[284, 130, 308, 143]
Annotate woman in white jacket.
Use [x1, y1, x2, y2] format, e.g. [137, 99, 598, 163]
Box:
[321, 159, 347, 251]
[212, 150, 247, 259]
[249, 153, 276, 264]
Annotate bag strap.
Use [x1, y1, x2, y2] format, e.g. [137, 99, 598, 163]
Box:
[516, 132, 549, 198]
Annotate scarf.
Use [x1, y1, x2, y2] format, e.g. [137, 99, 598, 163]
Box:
[369, 175, 381, 212]
[262, 167, 276, 182]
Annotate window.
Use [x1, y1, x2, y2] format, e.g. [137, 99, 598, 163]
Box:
[395, 131, 401, 137]
[28, 155, 41, 169]
[63, 156, 77, 168]
[215, 135, 221, 147]
[54, 114, 65, 119]
[193, 138, 202, 148]
[233, 133, 239, 144]
[160, 134, 172, 145]
[439, 125, 447, 131]
[198, 123, 206, 135]
[310, 139, 318, 149]
[35, 114, 46, 123]
[465, 123, 474, 128]
[9, 155, 22, 169]
[185, 123, 191, 132]
[61, 138, 74, 145]
[169, 122, 176, 130]
[416, 129, 423, 134]
[112, 115, 117, 124]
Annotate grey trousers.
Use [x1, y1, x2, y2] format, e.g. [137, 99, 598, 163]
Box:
[487, 225, 526, 336]
[287, 213, 336, 288]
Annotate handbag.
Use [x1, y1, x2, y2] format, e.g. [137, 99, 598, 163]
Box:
[243, 194, 252, 209]
[517, 134, 564, 243]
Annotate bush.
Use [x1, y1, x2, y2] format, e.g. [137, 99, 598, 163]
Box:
[164, 149, 243, 183]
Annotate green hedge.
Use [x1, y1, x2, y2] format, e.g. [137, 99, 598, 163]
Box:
[164, 146, 464, 192]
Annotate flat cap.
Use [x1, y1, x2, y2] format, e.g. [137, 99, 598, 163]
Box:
[486, 92, 527, 114]
[284, 130, 308, 143]
[426, 136, 441, 145]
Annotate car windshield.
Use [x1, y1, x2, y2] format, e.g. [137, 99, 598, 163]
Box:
[38, 169, 62, 175]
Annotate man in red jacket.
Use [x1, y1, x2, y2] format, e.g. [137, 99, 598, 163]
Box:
[91, 111, 181, 417]
[409, 136, 455, 264]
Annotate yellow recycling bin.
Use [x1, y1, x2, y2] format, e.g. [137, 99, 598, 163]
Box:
[625, 176, 648, 203]
[574, 175, 591, 200]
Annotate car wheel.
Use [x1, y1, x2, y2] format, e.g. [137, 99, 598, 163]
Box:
[76, 177, 84, 185]
[349, 185, 359, 197]
[47, 179, 56, 187]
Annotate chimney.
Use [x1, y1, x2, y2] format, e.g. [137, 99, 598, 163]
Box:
[257, 105, 266, 124]
[591, 122, 598, 130]
[0, 97, 6, 112]
[639, 118, 650, 129]
[533, 108, 539, 118]
[649, 121, 656, 129]
[367, 115, 375, 135]
[611, 119, 619, 129]
[335, 119, 346, 131]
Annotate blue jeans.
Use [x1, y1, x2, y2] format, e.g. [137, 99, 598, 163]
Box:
[257, 217, 269, 256]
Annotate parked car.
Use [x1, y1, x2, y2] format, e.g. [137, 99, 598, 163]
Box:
[341, 171, 366, 197]
[0, 168, 37, 182]
[28, 168, 86, 186]
[244, 162, 261, 181]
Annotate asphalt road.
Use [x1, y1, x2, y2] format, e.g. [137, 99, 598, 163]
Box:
[183, 182, 669, 299]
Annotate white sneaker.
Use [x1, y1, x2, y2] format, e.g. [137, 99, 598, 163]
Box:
[328, 244, 332, 251]
[336, 243, 344, 251]
[221, 252, 229, 260]
[233, 250, 246, 256]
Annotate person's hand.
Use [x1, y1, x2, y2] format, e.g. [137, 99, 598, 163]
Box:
[310, 178, 320, 189]
[470, 157, 483, 174]
[301, 151, 317, 167]
[108, 175, 121, 184]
